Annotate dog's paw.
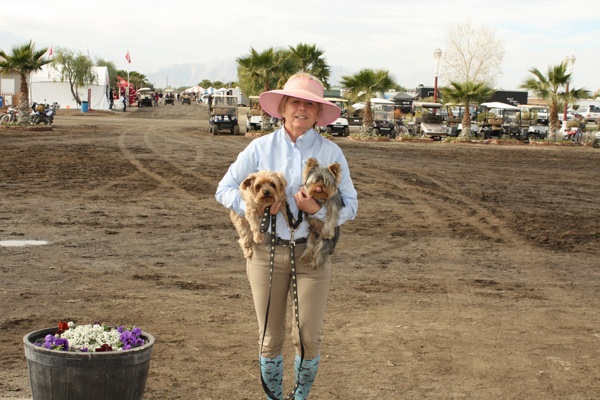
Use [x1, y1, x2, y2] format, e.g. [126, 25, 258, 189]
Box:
[243, 247, 253, 258]
[321, 228, 335, 240]
[253, 232, 264, 244]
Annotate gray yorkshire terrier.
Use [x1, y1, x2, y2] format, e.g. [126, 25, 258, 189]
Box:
[300, 158, 344, 269]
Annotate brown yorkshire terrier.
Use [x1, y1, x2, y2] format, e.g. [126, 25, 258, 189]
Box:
[300, 158, 344, 269]
[230, 171, 287, 258]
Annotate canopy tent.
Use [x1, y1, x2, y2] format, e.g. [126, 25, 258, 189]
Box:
[203, 87, 216, 94]
[184, 86, 204, 93]
[116, 76, 131, 88]
[387, 92, 414, 101]
[30, 65, 110, 110]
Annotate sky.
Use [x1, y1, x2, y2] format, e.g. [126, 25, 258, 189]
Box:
[2, 0, 600, 94]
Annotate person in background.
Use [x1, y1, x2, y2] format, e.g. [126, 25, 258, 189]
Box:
[121, 91, 127, 112]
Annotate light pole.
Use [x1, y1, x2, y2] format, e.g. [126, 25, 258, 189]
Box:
[433, 48, 442, 104]
[563, 55, 575, 122]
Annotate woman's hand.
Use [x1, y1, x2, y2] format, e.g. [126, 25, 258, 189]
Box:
[269, 202, 283, 216]
[294, 187, 322, 215]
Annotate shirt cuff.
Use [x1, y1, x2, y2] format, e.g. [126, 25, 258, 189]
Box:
[311, 205, 327, 220]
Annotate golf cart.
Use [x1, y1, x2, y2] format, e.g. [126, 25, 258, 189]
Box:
[479, 102, 524, 140]
[371, 98, 396, 137]
[246, 96, 263, 132]
[209, 95, 240, 135]
[181, 93, 191, 105]
[444, 104, 480, 137]
[518, 104, 550, 141]
[318, 98, 350, 136]
[409, 102, 451, 140]
[164, 89, 174, 105]
[137, 88, 153, 108]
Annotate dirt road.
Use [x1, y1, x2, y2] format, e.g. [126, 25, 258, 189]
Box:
[1, 101, 599, 399]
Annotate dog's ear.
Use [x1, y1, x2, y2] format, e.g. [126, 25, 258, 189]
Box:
[328, 162, 342, 183]
[275, 172, 287, 190]
[303, 158, 319, 184]
[241, 175, 255, 191]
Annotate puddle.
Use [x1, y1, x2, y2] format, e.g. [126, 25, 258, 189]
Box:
[0, 240, 49, 247]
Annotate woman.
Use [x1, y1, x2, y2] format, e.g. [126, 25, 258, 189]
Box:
[215, 73, 358, 399]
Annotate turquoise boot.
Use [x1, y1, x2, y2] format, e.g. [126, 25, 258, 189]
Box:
[260, 355, 283, 400]
[294, 354, 320, 400]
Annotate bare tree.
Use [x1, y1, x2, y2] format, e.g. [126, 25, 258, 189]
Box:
[441, 18, 505, 86]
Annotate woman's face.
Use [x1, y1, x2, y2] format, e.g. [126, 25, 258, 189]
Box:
[282, 97, 321, 134]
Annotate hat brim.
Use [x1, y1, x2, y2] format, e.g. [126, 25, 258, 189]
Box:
[259, 89, 341, 127]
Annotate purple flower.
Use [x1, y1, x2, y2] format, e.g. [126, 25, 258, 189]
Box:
[93, 321, 101, 326]
[54, 338, 69, 351]
[116, 325, 124, 333]
[132, 327, 141, 337]
[43, 342, 54, 349]
[45, 334, 56, 343]
[80, 347, 89, 352]
[119, 330, 132, 343]
[123, 345, 132, 350]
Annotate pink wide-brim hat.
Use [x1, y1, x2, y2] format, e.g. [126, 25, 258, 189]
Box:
[259, 77, 341, 126]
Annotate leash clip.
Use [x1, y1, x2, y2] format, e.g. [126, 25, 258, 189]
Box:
[288, 227, 296, 246]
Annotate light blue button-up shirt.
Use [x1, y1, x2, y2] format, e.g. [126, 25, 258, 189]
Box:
[215, 128, 358, 240]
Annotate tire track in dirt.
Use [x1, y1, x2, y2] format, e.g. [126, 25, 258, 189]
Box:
[117, 129, 204, 202]
[354, 161, 513, 245]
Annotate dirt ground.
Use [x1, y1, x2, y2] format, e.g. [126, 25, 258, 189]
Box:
[1, 101, 599, 400]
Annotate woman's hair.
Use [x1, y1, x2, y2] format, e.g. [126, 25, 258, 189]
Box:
[277, 73, 324, 123]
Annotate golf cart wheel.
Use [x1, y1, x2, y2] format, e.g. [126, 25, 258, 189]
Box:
[527, 134, 536, 142]
[233, 125, 240, 135]
[373, 128, 380, 136]
[390, 129, 398, 139]
[211, 125, 218, 135]
[326, 126, 332, 135]
[593, 138, 599, 149]
[344, 126, 350, 136]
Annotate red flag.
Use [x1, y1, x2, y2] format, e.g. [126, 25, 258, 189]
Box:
[125, 50, 131, 64]
[48, 45, 53, 56]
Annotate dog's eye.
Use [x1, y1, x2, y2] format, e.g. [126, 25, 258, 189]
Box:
[270, 183, 276, 189]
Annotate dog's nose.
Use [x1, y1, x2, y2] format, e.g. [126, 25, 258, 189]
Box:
[263, 190, 270, 196]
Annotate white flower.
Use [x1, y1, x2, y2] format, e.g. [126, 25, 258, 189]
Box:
[58, 323, 125, 352]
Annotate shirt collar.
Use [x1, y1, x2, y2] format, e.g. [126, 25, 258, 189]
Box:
[282, 127, 318, 146]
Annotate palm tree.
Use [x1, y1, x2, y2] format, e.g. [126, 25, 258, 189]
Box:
[0, 40, 50, 124]
[519, 62, 590, 140]
[237, 47, 299, 130]
[440, 81, 496, 138]
[289, 43, 331, 89]
[340, 69, 396, 135]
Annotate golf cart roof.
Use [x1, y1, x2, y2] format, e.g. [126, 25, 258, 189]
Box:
[413, 102, 443, 108]
[518, 104, 549, 110]
[481, 102, 520, 110]
[138, 88, 151, 92]
[371, 98, 395, 105]
[164, 89, 173, 92]
[249, 96, 260, 99]
[324, 97, 348, 102]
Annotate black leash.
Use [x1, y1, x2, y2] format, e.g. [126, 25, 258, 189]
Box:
[259, 205, 305, 400]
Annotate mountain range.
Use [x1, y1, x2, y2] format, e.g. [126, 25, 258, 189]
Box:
[146, 59, 354, 89]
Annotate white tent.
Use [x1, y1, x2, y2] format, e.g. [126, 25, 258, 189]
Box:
[30, 65, 110, 110]
[184, 86, 204, 93]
